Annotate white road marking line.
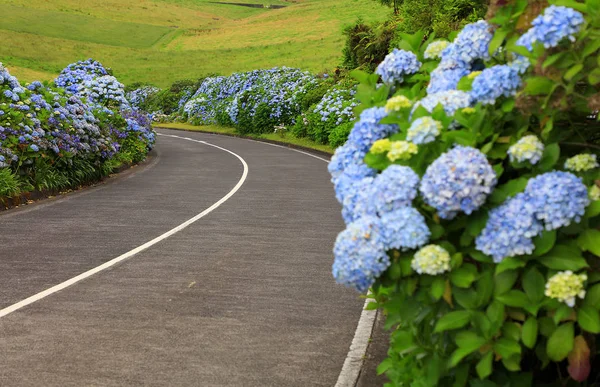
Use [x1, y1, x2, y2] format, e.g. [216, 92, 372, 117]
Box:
[160, 129, 374, 387]
[0, 135, 248, 319]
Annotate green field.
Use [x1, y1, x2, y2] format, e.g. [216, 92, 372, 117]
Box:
[0, 0, 389, 87]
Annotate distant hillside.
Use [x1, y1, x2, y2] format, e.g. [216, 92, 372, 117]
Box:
[0, 0, 389, 86]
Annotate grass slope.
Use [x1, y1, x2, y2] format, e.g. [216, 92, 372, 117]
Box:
[1, 0, 389, 87]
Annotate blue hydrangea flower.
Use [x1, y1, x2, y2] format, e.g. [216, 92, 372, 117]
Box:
[427, 21, 493, 94]
[380, 207, 430, 251]
[332, 216, 389, 292]
[517, 6, 584, 50]
[341, 177, 376, 224]
[407, 117, 442, 144]
[415, 90, 472, 117]
[476, 193, 543, 262]
[470, 65, 522, 105]
[376, 49, 421, 85]
[525, 171, 590, 230]
[328, 143, 366, 181]
[334, 162, 376, 203]
[347, 107, 398, 153]
[420, 146, 497, 219]
[369, 165, 420, 215]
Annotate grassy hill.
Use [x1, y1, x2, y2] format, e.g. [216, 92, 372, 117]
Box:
[0, 0, 389, 87]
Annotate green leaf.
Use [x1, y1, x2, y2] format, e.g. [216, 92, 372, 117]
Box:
[487, 301, 506, 326]
[589, 68, 600, 85]
[548, 0, 588, 13]
[497, 290, 530, 307]
[585, 201, 600, 218]
[543, 52, 566, 69]
[495, 270, 519, 295]
[523, 77, 555, 96]
[451, 264, 478, 288]
[583, 284, 600, 309]
[547, 322, 574, 362]
[476, 351, 493, 379]
[578, 229, 600, 257]
[495, 257, 526, 275]
[578, 306, 600, 333]
[523, 268, 545, 303]
[489, 177, 528, 204]
[554, 304, 574, 325]
[582, 39, 600, 58]
[502, 99, 515, 113]
[533, 230, 556, 257]
[494, 337, 521, 359]
[522, 317, 538, 349]
[539, 317, 556, 337]
[503, 322, 522, 342]
[536, 143, 560, 171]
[430, 223, 445, 240]
[431, 277, 446, 300]
[434, 310, 472, 332]
[538, 245, 589, 271]
[450, 331, 487, 367]
[457, 76, 474, 91]
[502, 354, 522, 371]
[564, 63, 584, 81]
[489, 28, 509, 56]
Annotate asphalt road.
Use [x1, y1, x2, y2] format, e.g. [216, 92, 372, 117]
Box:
[0, 129, 363, 386]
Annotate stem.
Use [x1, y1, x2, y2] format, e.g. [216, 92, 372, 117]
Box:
[560, 142, 600, 151]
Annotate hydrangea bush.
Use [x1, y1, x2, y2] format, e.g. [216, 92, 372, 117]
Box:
[182, 67, 319, 134]
[329, 1, 600, 384]
[0, 59, 155, 199]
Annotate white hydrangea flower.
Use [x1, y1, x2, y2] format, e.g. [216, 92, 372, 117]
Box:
[545, 271, 587, 307]
[508, 135, 544, 164]
[565, 154, 599, 172]
[411, 245, 451, 275]
[424, 40, 450, 59]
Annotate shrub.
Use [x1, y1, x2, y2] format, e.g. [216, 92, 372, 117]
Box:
[342, 18, 397, 71]
[329, 1, 600, 385]
[0, 59, 155, 198]
[328, 121, 353, 148]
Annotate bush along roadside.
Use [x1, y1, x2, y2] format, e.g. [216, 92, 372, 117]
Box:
[328, 1, 600, 385]
[0, 59, 155, 206]
[127, 68, 362, 147]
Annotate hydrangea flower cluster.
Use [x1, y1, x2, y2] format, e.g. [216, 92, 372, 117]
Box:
[406, 117, 442, 144]
[416, 90, 473, 116]
[80, 75, 129, 109]
[470, 65, 522, 105]
[347, 107, 398, 153]
[517, 6, 585, 50]
[385, 95, 412, 112]
[381, 208, 430, 251]
[376, 49, 421, 85]
[564, 154, 599, 172]
[508, 135, 545, 164]
[127, 86, 160, 109]
[369, 165, 420, 214]
[545, 271, 587, 307]
[526, 171, 589, 230]
[591, 185, 600, 201]
[475, 193, 543, 261]
[332, 216, 389, 292]
[428, 21, 493, 94]
[411, 245, 451, 275]
[387, 140, 418, 162]
[55, 59, 108, 94]
[312, 87, 358, 126]
[476, 171, 589, 261]
[424, 41, 450, 59]
[370, 138, 391, 154]
[420, 146, 497, 219]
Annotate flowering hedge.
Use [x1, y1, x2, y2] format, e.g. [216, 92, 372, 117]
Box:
[329, 0, 600, 384]
[0, 59, 155, 199]
[181, 67, 320, 134]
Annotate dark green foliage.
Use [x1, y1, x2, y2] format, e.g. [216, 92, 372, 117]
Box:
[342, 18, 397, 71]
[299, 79, 335, 111]
[391, 0, 487, 41]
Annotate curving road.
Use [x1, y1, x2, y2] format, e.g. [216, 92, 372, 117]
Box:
[0, 129, 363, 386]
